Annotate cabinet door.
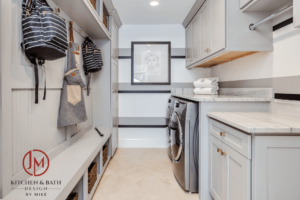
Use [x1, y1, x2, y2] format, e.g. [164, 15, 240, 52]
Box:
[223, 143, 251, 200]
[209, 135, 224, 200]
[211, 0, 226, 54]
[191, 12, 201, 63]
[111, 59, 119, 156]
[255, 136, 300, 200]
[185, 24, 193, 66]
[111, 19, 119, 61]
[199, 0, 212, 60]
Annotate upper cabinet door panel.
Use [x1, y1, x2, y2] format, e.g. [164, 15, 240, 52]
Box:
[186, 24, 193, 66]
[240, 0, 254, 9]
[199, 1, 212, 59]
[191, 12, 201, 63]
[211, 0, 226, 55]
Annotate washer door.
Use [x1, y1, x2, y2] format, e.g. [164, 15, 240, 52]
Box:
[171, 112, 183, 162]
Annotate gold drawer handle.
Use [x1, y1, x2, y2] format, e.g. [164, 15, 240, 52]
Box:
[221, 150, 226, 156]
[220, 132, 225, 136]
[217, 148, 221, 153]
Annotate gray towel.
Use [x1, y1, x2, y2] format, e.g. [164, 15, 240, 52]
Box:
[57, 43, 88, 128]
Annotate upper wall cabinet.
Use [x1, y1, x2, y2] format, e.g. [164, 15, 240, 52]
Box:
[240, 0, 292, 12]
[185, 0, 273, 69]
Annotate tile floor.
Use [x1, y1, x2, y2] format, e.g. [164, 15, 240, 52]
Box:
[92, 148, 199, 200]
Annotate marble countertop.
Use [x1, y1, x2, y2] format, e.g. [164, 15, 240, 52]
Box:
[172, 94, 272, 102]
[207, 112, 300, 134]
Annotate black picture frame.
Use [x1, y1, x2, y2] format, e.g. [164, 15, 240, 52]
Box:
[131, 42, 171, 85]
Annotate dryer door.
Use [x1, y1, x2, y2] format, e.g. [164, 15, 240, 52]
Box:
[171, 111, 184, 162]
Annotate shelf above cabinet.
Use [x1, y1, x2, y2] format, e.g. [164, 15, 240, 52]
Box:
[53, 0, 111, 39]
[241, 0, 292, 12]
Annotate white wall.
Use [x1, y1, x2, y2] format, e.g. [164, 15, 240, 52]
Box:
[118, 25, 210, 148]
[211, 11, 300, 82]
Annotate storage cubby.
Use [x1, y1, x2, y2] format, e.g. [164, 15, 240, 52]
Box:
[68, 177, 84, 200]
[103, 4, 109, 31]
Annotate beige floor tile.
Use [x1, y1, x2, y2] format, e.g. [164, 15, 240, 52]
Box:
[92, 148, 199, 200]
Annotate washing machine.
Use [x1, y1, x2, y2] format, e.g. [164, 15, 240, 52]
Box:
[170, 98, 199, 193]
[166, 97, 177, 161]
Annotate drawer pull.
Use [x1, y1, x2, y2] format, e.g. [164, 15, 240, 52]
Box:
[221, 150, 226, 156]
[217, 148, 221, 153]
[220, 132, 225, 136]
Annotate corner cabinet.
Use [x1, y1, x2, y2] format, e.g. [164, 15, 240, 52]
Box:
[185, 0, 273, 69]
[209, 118, 300, 200]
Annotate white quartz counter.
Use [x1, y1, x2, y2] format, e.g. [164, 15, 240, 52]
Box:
[207, 112, 300, 134]
[172, 94, 272, 102]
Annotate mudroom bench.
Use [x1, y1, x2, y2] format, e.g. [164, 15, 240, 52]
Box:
[3, 127, 112, 200]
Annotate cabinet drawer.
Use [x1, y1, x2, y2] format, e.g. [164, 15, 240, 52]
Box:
[209, 118, 251, 159]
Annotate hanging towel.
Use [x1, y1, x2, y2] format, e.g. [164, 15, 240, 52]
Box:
[194, 77, 219, 88]
[57, 42, 88, 128]
[194, 88, 218, 95]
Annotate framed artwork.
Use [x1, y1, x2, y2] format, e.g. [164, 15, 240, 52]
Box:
[131, 42, 171, 85]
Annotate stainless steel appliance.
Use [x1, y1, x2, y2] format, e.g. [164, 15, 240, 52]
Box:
[170, 98, 199, 193]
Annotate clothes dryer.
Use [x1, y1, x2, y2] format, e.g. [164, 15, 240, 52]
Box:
[170, 98, 199, 193]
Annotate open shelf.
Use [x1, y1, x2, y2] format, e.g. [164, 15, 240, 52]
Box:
[53, 0, 110, 39]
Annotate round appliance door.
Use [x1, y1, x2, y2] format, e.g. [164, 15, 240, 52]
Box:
[170, 112, 183, 162]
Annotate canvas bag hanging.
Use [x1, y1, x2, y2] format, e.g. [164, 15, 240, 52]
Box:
[81, 37, 103, 95]
[21, 0, 68, 103]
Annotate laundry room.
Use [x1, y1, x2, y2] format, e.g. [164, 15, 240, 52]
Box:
[0, 0, 300, 200]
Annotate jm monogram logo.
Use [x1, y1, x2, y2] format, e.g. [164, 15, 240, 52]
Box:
[22, 150, 50, 177]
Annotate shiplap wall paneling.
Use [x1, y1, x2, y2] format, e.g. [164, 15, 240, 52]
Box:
[0, 0, 94, 197]
[12, 89, 66, 176]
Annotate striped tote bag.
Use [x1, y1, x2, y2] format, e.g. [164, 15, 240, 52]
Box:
[21, 0, 68, 104]
[21, 0, 68, 61]
[82, 37, 103, 74]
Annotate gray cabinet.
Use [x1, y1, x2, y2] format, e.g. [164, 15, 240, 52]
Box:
[199, 0, 211, 60]
[111, 19, 119, 61]
[111, 58, 119, 155]
[185, 0, 273, 69]
[185, 23, 193, 66]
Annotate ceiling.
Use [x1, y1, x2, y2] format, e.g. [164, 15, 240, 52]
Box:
[112, 0, 196, 25]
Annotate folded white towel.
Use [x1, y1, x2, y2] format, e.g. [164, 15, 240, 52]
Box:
[194, 77, 219, 88]
[194, 88, 218, 95]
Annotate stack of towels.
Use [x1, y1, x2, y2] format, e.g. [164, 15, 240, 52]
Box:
[193, 77, 219, 95]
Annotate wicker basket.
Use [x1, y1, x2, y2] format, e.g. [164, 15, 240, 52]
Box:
[66, 193, 78, 200]
[103, 13, 108, 29]
[103, 145, 108, 165]
[88, 162, 97, 194]
[90, 0, 96, 10]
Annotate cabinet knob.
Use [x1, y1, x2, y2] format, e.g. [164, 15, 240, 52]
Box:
[207, 48, 210, 52]
[220, 132, 225, 137]
[217, 148, 221, 153]
[221, 150, 226, 156]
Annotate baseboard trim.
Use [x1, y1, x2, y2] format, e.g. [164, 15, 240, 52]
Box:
[119, 139, 168, 148]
